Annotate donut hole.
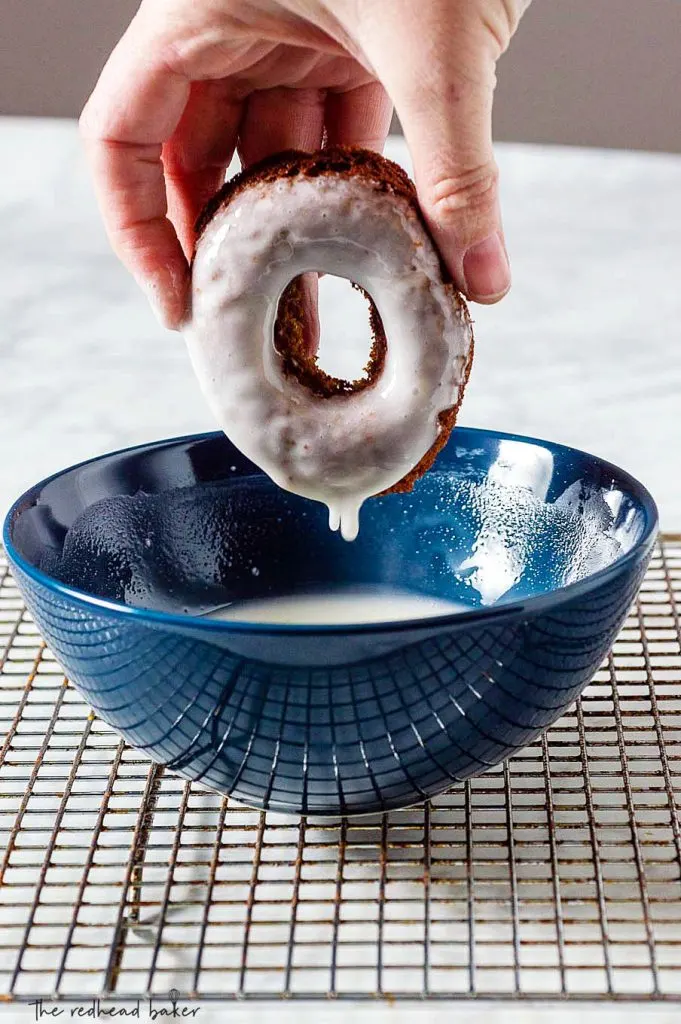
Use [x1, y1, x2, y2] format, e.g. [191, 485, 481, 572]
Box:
[275, 274, 386, 398]
[316, 274, 379, 381]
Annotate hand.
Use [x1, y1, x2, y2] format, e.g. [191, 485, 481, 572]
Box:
[80, 0, 531, 328]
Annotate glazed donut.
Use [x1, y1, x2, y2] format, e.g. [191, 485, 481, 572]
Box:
[184, 147, 474, 541]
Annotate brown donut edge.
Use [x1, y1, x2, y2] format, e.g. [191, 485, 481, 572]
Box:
[192, 145, 474, 497]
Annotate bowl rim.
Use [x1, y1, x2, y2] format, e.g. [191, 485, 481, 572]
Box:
[2, 427, 659, 636]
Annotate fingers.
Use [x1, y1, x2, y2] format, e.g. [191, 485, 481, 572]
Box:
[162, 80, 243, 260]
[318, 82, 392, 357]
[325, 81, 393, 151]
[238, 86, 325, 166]
[80, 17, 191, 328]
[239, 86, 326, 352]
[353, 0, 513, 303]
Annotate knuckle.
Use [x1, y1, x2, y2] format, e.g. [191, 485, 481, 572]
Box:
[480, 2, 519, 56]
[426, 162, 499, 221]
[156, 33, 200, 77]
[477, 1, 529, 58]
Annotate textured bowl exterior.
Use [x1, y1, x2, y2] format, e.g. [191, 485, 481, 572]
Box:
[11, 551, 650, 815]
[5, 428, 657, 815]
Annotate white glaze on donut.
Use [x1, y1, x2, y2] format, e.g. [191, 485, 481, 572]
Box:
[184, 173, 473, 540]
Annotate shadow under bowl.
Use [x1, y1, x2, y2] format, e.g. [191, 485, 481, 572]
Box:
[3, 427, 657, 815]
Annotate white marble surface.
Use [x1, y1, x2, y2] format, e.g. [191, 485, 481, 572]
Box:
[1, 117, 681, 525]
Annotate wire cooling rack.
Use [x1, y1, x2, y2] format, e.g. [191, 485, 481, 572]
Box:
[1, 537, 681, 1004]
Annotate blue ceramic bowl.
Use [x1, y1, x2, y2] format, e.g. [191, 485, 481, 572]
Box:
[4, 428, 657, 815]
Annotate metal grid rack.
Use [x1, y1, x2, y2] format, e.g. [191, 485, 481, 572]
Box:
[1, 537, 681, 1003]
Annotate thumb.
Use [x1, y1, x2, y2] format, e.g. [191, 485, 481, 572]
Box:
[356, 1, 511, 303]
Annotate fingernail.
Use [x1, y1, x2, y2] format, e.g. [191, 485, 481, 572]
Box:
[462, 233, 511, 301]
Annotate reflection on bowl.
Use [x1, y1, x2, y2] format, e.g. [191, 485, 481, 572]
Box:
[4, 428, 657, 815]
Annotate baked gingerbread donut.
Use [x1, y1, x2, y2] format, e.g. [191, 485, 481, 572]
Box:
[184, 147, 474, 541]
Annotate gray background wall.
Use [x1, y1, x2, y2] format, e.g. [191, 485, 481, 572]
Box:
[2, 0, 680, 152]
